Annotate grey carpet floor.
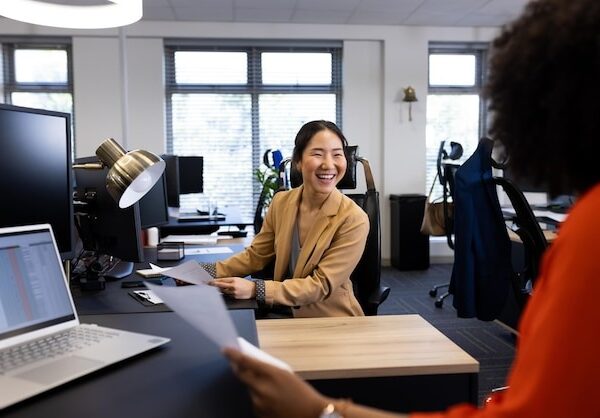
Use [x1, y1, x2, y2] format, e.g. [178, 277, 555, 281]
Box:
[378, 264, 516, 405]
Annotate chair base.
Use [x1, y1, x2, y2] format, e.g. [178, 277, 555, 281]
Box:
[429, 282, 450, 308]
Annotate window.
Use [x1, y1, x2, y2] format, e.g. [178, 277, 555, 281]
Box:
[426, 43, 488, 196]
[165, 42, 342, 220]
[1, 39, 73, 115]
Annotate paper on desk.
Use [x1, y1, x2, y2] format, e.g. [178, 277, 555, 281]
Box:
[144, 282, 292, 372]
[184, 246, 234, 256]
[160, 260, 213, 285]
[133, 289, 164, 304]
[532, 209, 568, 223]
[162, 235, 219, 245]
[136, 263, 168, 278]
[145, 282, 238, 348]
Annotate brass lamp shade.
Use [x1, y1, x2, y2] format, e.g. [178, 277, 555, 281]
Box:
[96, 138, 166, 209]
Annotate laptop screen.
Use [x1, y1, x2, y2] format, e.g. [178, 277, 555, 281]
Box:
[0, 228, 75, 341]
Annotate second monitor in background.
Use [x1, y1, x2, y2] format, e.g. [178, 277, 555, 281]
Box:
[178, 156, 204, 195]
[161, 155, 204, 209]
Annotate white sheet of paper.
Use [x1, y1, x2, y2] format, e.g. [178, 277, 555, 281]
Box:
[237, 337, 293, 372]
[149, 263, 164, 270]
[184, 246, 234, 256]
[162, 235, 219, 245]
[532, 209, 568, 223]
[160, 260, 213, 285]
[144, 282, 293, 372]
[145, 282, 239, 349]
[136, 263, 168, 278]
[133, 290, 164, 304]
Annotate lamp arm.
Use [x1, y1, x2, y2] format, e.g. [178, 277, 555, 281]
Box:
[72, 162, 105, 170]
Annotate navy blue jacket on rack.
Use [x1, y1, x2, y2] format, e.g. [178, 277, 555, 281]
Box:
[449, 138, 513, 321]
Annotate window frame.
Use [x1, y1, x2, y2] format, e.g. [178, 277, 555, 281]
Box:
[428, 43, 489, 138]
[426, 42, 489, 196]
[163, 41, 343, 215]
[2, 38, 73, 103]
[1, 38, 74, 155]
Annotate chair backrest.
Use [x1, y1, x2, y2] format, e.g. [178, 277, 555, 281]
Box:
[436, 140, 463, 250]
[277, 147, 390, 315]
[254, 149, 283, 234]
[493, 176, 549, 306]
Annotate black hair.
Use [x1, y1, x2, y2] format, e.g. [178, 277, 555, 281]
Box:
[292, 120, 348, 164]
[487, 0, 600, 196]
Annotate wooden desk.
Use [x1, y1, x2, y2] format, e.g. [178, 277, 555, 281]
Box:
[257, 314, 479, 413]
[508, 228, 557, 243]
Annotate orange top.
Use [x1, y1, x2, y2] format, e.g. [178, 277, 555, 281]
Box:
[412, 182, 600, 418]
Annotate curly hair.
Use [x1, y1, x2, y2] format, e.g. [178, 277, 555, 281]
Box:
[487, 0, 600, 196]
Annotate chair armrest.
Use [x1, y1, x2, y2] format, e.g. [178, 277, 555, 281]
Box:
[368, 285, 391, 307]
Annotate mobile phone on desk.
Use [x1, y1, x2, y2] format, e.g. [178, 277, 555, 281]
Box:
[122, 280, 145, 288]
[121, 278, 165, 288]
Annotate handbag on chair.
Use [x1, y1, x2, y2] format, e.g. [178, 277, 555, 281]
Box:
[420, 173, 453, 236]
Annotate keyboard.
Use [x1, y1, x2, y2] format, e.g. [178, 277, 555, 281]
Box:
[0, 327, 118, 374]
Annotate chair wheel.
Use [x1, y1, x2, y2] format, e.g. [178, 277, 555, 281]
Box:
[435, 299, 444, 308]
[429, 289, 438, 297]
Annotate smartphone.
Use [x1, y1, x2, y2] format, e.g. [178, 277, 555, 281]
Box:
[122, 280, 145, 288]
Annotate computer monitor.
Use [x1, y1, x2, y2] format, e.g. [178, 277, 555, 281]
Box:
[0, 104, 75, 260]
[161, 154, 180, 207]
[138, 173, 169, 228]
[178, 156, 204, 194]
[73, 159, 144, 264]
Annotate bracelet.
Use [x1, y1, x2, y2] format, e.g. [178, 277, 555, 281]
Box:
[253, 279, 266, 304]
[199, 262, 217, 278]
[320, 400, 351, 418]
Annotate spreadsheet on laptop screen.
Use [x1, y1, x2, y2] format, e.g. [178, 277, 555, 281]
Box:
[0, 230, 74, 340]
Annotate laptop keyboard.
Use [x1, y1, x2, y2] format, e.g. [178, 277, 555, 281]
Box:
[0, 327, 119, 374]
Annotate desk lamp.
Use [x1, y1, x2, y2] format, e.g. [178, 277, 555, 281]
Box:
[72, 138, 165, 290]
[73, 138, 166, 208]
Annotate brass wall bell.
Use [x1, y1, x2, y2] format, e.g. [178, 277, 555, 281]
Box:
[402, 86, 418, 121]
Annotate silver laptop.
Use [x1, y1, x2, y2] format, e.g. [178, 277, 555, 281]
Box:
[0, 224, 170, 409]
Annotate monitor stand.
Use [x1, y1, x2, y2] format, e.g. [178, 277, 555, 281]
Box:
[103, 261, 134, 281]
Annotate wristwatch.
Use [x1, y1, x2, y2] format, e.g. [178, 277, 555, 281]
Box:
[320, 403, 344, 418]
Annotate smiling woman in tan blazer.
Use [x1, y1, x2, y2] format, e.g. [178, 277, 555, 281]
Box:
[207, 120, 369, 317]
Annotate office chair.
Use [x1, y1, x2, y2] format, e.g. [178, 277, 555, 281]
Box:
[448, 137, 548, 322]
[277, 146, 390, 315]
[427, 141, 463, 308]
[254, 149, 282, 234]
[492, 175, 549, 318]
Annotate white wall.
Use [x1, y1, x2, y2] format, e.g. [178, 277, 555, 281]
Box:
[0, 20, 499, 264]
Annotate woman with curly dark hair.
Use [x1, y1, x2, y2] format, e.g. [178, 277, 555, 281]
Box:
[222, 0, 600, 417]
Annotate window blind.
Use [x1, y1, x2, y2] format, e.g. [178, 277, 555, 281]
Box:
[426, 43, 488, 197]
[165, 42, 342, 220]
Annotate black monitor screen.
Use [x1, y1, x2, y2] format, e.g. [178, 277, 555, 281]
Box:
[161, 154, 180, 207]
[178, 156, 204, 194]
[0, 104, 75, 260]
[139, 173, 169, 228]
[74, 160, 144, 262]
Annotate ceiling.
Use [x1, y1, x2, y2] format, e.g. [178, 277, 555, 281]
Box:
[38, 0, 530, 27]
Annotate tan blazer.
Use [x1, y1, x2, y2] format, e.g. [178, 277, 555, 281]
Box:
[216, 186, 369, 317]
